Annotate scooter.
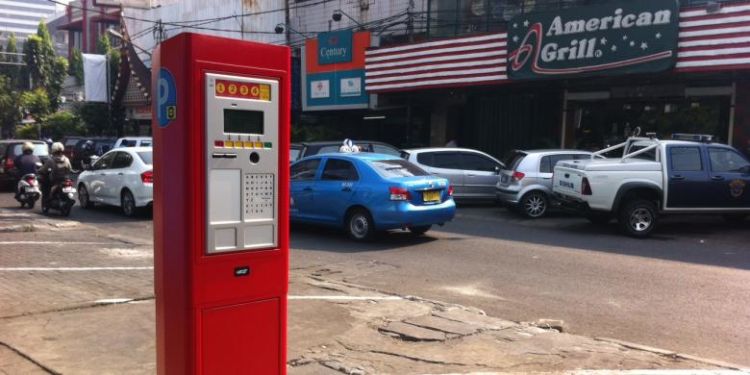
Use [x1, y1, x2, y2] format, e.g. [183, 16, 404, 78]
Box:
[15, 173, 41, 209]
[42, 177, 77, 217]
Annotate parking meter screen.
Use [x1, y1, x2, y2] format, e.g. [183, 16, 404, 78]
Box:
[224, 109, 264, 134]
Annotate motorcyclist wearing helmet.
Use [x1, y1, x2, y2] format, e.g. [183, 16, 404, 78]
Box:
[13, 142, 41, 200]
[38, 142, 72, 205]
[13, 142, 41, 177]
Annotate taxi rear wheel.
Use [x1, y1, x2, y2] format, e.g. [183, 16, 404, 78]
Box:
[346, 208, 375, 241]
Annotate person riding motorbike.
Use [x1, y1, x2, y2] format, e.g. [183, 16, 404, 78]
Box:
[13, 142, 41, 199]
[38, 142, 72, 206]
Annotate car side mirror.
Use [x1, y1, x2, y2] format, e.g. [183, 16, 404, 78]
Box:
[494, 165, 501, 175]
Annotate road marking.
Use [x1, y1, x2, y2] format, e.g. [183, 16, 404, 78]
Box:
[0, 241, 115, 245]
[288, 295, 402, 301]
[0, 267, 153, 271]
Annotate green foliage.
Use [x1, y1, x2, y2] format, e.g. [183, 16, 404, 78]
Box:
[76, 102, 114, 136]
[20, 88, 51, 121]
[22, 22, 65, 110]
[1, 33, 21, 88]
[0, 76, 21, 137]
[15, 124, 37, 139]
[41, 111, 85, 140]
[69, 48, 84, 85]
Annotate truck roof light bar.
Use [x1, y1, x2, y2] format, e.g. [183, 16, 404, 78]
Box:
[671, 133, 714, 143]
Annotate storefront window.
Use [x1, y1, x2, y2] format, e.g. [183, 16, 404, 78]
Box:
[568, 97, 730, 151]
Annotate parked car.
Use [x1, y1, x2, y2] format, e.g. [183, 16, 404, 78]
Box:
[292, 140, 401, 162]
[290, 143, 303, 162]
[402, 147, 504, 201]
[71, 137, 117, 170]
[61, 136, 86, 160]
[114, 137, 152, 149]
[77, 147, 153, 217]
[553, 134, 750, 237]
[0, 140, 49, 188]
[496, 149, 594, 218]
[290, 152, 456, 240]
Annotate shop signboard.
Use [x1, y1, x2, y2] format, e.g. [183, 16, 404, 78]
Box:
[302, 31, 370, 111]
[508, 0, 678, 80]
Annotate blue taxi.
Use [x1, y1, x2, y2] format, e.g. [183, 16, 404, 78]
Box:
[290, 153, 456, 241]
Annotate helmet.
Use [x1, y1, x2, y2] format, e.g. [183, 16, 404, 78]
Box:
[51, 142, 65, 154]
[22, 142, 34, 153]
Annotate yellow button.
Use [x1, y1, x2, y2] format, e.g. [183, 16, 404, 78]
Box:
[254, 142, 263, 149]
[244, 141, 254, 149]
[225, 140, 234, 148]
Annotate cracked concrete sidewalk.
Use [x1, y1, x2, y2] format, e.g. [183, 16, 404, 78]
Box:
[0, 262, 744, 374]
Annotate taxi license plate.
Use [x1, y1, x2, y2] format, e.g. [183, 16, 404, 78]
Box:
[423, 190, 441, 202]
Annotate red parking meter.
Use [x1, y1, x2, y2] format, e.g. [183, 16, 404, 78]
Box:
[152, 33, 290, 374]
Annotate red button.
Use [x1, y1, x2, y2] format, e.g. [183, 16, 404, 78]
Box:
[214, 140, 224, 148]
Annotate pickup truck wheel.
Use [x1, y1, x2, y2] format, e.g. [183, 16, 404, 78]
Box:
[521, 191, 548, 219]
[619, 199, 657, 238]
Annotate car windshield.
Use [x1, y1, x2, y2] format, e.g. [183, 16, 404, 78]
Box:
[503, 151, 526, 170]
[370, 159, 428, 178]
[137, 151, 153, 165]
[290, 148, 301, 161]
[12, 143, 48, 157]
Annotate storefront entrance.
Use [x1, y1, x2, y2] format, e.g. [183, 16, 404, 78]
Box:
[564, 87, 733, 151]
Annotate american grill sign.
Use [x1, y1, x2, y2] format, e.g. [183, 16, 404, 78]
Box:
[508, 0, 679, 79]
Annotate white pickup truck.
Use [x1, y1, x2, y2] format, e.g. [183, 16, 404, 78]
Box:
[553, 135, 750, 237]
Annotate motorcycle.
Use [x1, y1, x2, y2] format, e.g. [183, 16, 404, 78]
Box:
[42, 177, 77, 217]
[15, 173, 41, 209]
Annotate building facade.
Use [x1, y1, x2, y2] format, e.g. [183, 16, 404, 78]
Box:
[0, 0, 59, 47]
[362, 0, 750, 158]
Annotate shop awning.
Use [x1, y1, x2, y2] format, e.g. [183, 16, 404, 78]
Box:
[364, 33, 509, 93]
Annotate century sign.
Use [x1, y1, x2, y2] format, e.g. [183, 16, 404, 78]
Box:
[508, 0, 678, 80]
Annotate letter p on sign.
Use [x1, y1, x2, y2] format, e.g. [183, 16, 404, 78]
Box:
[157, 68, 177, 128]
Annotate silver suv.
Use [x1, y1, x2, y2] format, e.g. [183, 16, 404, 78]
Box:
[403, 148, 504, 201]
[496, 149, 593, 218]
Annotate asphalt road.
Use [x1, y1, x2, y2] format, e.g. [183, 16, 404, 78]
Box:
[3, 192, 748, 366]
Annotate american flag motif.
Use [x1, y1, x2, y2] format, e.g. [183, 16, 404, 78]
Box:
[676, 2, 750, 72]
[364, 1, 750, 93]
[364, 33, 508, 92]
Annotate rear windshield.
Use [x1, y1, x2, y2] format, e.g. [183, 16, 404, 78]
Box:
[12, 143, 48, 157]
[370, 159, 428, 178]
[137, 151, 153, 165]
[503, 151, 526, 170]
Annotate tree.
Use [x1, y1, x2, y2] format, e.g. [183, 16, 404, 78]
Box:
[0, 76, 21, 138]
[20, 88, 51, 122]
[22, 22, 67, 110]
[69, 48, 84, 85]
[1, 33, 22, 88]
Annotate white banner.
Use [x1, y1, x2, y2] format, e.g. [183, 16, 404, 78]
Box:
[82, 53, 107, 103]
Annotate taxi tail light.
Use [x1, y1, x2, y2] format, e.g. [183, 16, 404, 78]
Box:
[141, 170, 154, 184]
[512, 171, 525, 182]
[581, 177, 592, 195]
[447, 186, 454, 196]
[389, 187, 411, 201]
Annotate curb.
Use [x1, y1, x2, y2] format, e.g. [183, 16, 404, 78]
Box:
[594, 337, 747, 371]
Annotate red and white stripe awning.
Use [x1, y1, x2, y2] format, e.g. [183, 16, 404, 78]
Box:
[676, 2, 750, 72]
[364, 33, 508, 92]
[365, 1, 750, 93]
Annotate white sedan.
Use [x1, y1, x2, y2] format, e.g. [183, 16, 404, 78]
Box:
[77, 147, 153, 216]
